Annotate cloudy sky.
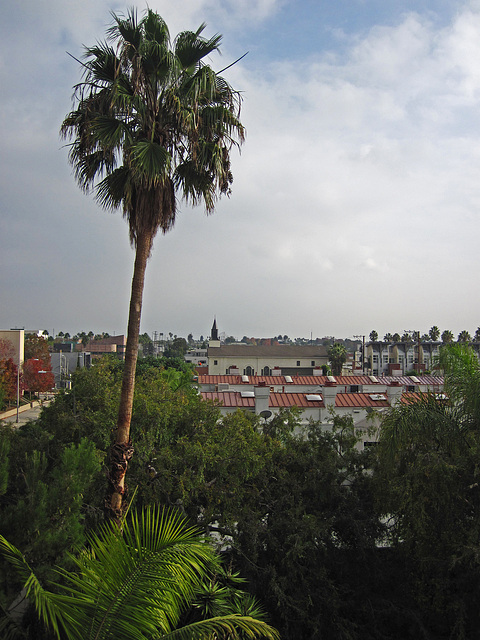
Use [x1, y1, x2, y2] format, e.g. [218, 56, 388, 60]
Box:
[1, 0, 480, 341]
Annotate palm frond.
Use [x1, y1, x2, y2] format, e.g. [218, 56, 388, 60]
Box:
[143, 10, 170, 47]
[95, 166, 129, 210]
[162, 615, 280, 640]
[129, 140, 171, 187]
[92, 115, 130, 149]
[174, 28, 222, 71]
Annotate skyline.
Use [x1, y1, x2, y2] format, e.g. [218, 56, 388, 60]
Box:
[1, 1, 480, 340]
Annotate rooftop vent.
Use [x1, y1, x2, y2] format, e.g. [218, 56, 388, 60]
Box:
[369, 394, 386, 401]
[240, 390, 254, 398]
[284, 375, 293, 383]
[306, 394, 322, 402]
[410, 376, 420, 383]
[369, 376, 379, 383]
[327, 376, 336, 383]
[242, 375, 249, 383]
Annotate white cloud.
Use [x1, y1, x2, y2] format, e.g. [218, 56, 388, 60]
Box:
[2, 1, 480, 338]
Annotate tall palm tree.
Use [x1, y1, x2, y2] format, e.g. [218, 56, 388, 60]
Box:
[61, 9, 245, 519]
[0, 506, 278, 640]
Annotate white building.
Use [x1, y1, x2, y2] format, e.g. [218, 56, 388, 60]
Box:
[366, 340, 442, 376]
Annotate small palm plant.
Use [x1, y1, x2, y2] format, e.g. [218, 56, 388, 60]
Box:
[0, 506, 278, 640]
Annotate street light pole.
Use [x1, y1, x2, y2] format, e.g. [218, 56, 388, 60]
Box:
[16, 358, 20, 423]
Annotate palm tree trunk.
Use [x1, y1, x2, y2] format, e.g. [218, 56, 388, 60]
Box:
[108, 229, 153, 521]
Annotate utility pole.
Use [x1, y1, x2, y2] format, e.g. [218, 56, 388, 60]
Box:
[353, 335, 365, 374]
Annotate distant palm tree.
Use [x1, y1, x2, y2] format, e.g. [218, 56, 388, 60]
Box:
[0, 507, 278, 640]
[429, 325, 440, 342]
[61, 9, 244, 519]
[328, 343, 347, 375]
[442, 329, 454, 344]
[457, 330, 472, 343]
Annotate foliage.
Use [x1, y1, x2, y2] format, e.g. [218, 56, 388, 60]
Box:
[0, 359, 21, 405]
[369, 330, 378, 342]
[164, 337, 189, 359]
[441, 329, 454, 343]
[7, 349, 480, 639]
[24, 335, 50, 363]
[0, 506, 278, 640]
[23, 359, 55, 394]
[0, 426, 103, 588]
[375, 343, 480, 638]
[327, 343, 347, 375]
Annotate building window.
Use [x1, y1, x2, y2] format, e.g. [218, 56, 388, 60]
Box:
[214, 360, 218, 365]
[311, 360, 315, 366]
[245, 366, 254, 376]
[262, 366, 271, 376]
[372, 355, 379, 363]
[350, 385, 359, 393]
[297, 361, 301, 366]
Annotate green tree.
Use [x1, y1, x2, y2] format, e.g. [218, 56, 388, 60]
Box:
[24, 334, 51, 362]
[0, 506, 278, 640]
[429, 325, 440, 341]
[376, 343, 480, 638]
[457, 329, 471, 342]
[164, 337, 188, 359]
[475, 326, 480, 342]
[327, 343, 347, 375]
[61, 9, 244, 519]
[369, 330, 378, 342]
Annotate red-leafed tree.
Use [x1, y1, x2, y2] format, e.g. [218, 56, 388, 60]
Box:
[23, 358, 55, 395]
[0, 358, 22, 405]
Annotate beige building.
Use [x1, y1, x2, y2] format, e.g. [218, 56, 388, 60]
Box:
[0, 329, 24, 366]
[207, 344, 329, 376]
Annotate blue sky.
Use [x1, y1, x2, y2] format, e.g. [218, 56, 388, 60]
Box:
[1, 1, 480, 341]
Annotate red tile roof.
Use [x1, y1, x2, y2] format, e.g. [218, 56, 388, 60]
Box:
[196, 374, 443, 387]
[201, 391, 391, 409]
[201, 391, 324, 408]
[334, 393, 390, 408]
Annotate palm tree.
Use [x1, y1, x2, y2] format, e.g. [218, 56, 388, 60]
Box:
[61, 9, 244, 519]
[0, 506, 278, 640]
[441, 329, 454, 344]
[429, 325, 440, 342]
[457, 330, 472, 343]
[328, 343, 347, 375]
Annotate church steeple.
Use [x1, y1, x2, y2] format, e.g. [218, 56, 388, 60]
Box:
[208, 317, 221, 348]
[211, 317, 218, 341]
